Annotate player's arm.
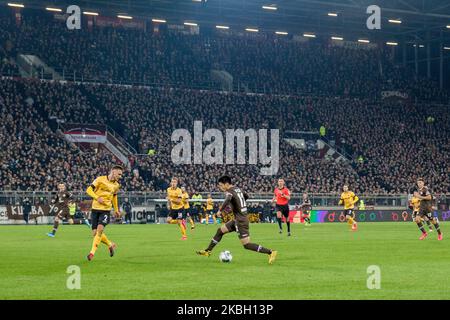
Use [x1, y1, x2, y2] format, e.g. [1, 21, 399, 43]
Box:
[86, 178, 103, 203]
[51, 193, 58, 204]
[352, 194, 359, 205]
[416, 193, 432, 201]
[113, 193, 120, 217]
[218, 192, 233, 214]
[171, 190, 183, 205]
[283, 190, 291, 200]
[338, 196, 343, 206]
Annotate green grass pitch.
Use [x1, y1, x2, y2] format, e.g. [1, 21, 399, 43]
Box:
[0, 222, 448, 300]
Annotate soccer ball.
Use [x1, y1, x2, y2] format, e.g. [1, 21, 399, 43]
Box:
[219, 250, 232, 263]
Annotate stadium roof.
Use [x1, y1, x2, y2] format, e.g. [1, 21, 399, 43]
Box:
[5, 0, 450, 43]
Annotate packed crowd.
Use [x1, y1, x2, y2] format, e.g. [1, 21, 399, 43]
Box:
[1, 9, 449, 102]
[0, 79, 149, 191]
[0, 9, 449, 195]
[1, 77, 447, 194]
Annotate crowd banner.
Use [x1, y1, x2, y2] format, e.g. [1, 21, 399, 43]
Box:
[63, 124, 107, 143]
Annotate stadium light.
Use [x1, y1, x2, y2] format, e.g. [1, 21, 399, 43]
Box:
[45, 7, 62, 12]
[118, 15, 133, 20]
[152, 19, 166, 23]
[331, 36, 343, 41]
[444, 46, 450, 50]
[327, 13, 338, 17]
[184, 22, 198, 26]
[216, 25, 230, 30]
[358, 39, 370, 44]
[7, 3, 24, 8]
[245, 28, 259, 32]
[386, 41, 398, 46]
[83, 11, 99, 16]
[303, 33, 316, 38]
[388, 19, 402, 24]
[262, 5, 277, 11]
[275, 31, 288, 35]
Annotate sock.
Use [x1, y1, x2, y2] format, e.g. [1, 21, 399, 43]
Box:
[243, 243, 272, 254]
[348, 217, 355, 226]
[433, 222, 442, 235]
[51, 220, 59, 235]
[206, 215, 209, 225]
[90, 233, 102, 255]
[189, 217, 195, 228]
[417, 222, 426, 234]
[179, 221, 186, 237]
[212, 215, 217, 224]
[425, 220, 432, 229]
[305, 217, 310, 223]
[286, 221, 291, 232]
[206, 228, 224, 251]
[277, 218, 282, 230]
[101, 233, 112, 247]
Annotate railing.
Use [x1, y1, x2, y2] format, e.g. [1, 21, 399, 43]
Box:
[1, 191, 448, 210]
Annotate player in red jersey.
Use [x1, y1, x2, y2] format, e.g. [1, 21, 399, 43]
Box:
[272, 178, 292, 236]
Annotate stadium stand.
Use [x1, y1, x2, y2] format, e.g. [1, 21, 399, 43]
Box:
[0, 9, 448, 194]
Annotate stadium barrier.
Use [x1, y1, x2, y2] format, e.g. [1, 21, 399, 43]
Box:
[3, 191, 444, 208]
[1, 202, 449, 225]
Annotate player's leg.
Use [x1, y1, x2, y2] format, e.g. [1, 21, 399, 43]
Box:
[237, 219, 277, 264]
[304, 212, 311, 225]
[205, 210, 210, 225]
[422, 217, 433, 232]
[345, 210, 357, 230]
[176, 211, 187, 240]
[68, 218, 74, 225]
[430, 216, 443, 240]
[88, 211, 114, 260]
[197, 221, 232, 256]
[88, 211, 101, 260]
[212, 213, 217, 225]
[81, 212, 91, 228]
[415, 214, 428, 240]
[98, 211, 116, 256]
[47, 215, 61, 237]
[283, 207, 291, 236]
[276, 210, 283, 233]
[186, 210, 195, 230]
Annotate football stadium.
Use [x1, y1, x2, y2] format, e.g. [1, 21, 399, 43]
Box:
[0, 0, 450, 304]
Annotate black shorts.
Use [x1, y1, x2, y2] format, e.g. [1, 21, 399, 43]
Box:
[419, 210, 432, 220]
[91, 209, 111, 230]
[170, 208, 185, 220]
[344, 209, 355, 217]
[224, 216, 250, 239]
[54, 207, 71, 220]
[276, 204, 290, 218]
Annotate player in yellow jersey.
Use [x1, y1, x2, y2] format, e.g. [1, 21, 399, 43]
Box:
[338, 185, 359, 231]
[167, 177, 188, 240]
[181, 187, 195, 230]
[409, 195, 433, 233]
[85, 165, 123, 261]
[205, 194, 217, 225]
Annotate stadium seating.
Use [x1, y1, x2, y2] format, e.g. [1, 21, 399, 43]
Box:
[0, 9, 448, 194]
